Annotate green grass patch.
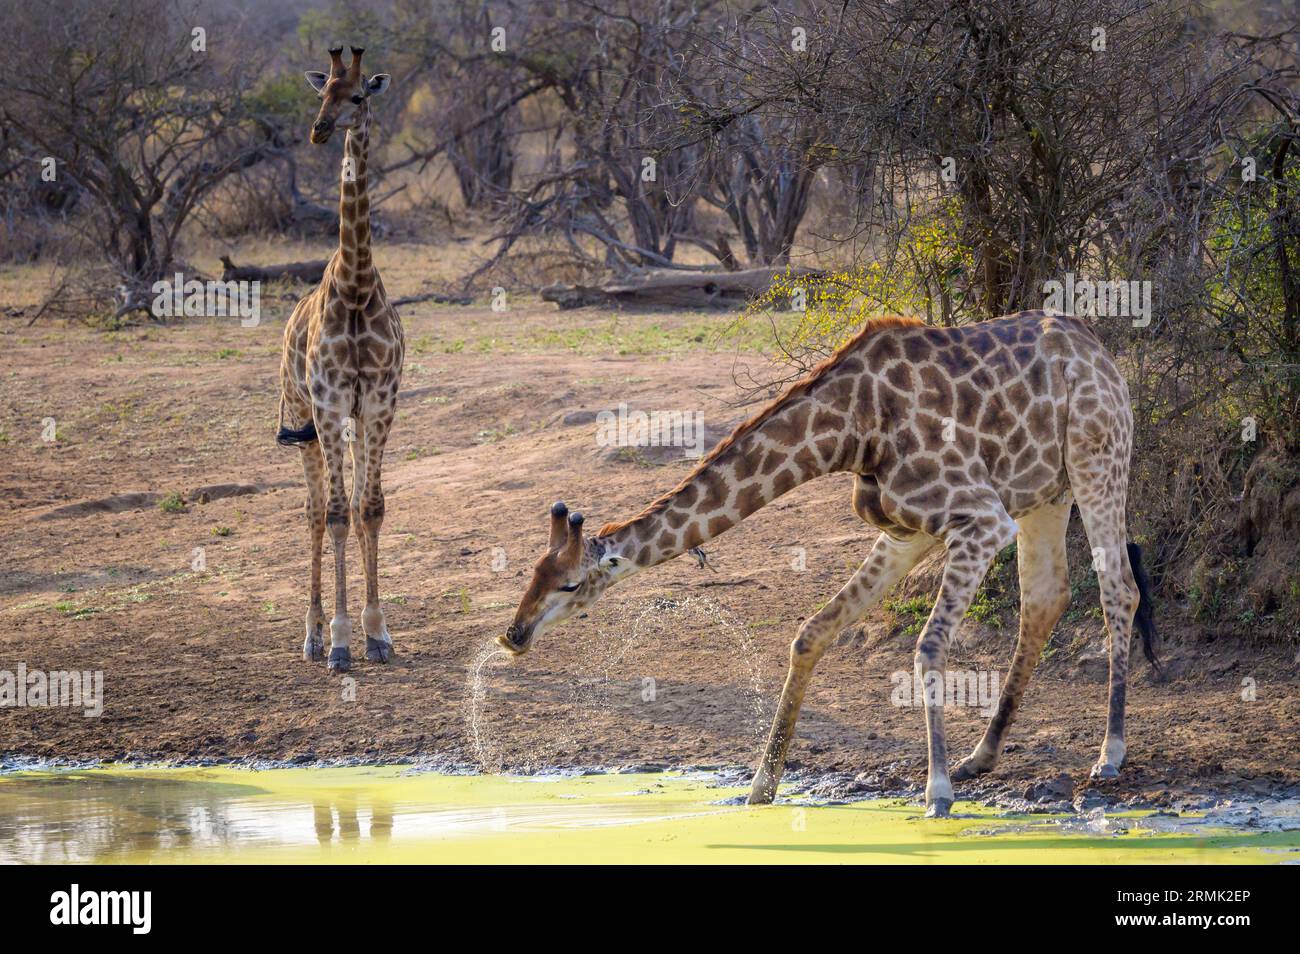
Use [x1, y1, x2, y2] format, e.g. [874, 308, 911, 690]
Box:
[883, 595, 931, 637]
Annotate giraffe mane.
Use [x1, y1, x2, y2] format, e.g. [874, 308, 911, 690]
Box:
[596, 314, 925, 538]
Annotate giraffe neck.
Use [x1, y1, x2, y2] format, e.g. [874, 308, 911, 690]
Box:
[597, 373, 867, 570]
[336, 110, 373, 302]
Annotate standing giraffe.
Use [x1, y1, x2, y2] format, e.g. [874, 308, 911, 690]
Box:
[502, 311, 1159, 817]
[276, 47, 403, 674]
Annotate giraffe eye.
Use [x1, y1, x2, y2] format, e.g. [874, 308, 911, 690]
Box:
[558, 582, 580, 593]
[350, 94, 363, 104]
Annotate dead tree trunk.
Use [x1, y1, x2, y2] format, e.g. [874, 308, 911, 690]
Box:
[219, 256, 328, 284]
[541, 266, 822, 309]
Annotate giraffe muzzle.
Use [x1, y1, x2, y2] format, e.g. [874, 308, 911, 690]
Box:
[310, 119, 334, 144]
[498, 623, 533, 655]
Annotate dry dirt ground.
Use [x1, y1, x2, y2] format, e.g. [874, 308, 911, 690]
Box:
[2, 244, 1297, 808]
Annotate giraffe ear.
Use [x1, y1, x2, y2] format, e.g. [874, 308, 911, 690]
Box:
[305, 71, 329, 93]
[598, 553, 622, 571]
[367, 73, 391, 96]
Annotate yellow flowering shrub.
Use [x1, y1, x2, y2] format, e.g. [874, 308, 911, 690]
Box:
[745, 197, 975, 363]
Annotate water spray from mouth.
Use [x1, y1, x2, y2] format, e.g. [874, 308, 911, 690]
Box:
[464, 596, 769, 775]
[467, 643, 510, 773]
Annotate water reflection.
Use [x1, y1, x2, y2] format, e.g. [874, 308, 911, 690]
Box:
[0, 769, 710, 863]
[311, 795, 393, 848]
[0, 771, 399, 863]
[2, 768, 1294, 865]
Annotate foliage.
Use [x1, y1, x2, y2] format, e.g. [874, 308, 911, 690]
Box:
[1, 0, 286, 312]
[743, 198, 975, 369]
[1203, 144, 1300, 449]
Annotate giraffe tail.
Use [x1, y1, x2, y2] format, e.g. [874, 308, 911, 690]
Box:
[1126, 542, 1161, 678]
[276, 395, 318, 447]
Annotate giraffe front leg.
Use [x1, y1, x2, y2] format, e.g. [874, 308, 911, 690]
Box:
[919, 526, 1010, 817]
[326, 515, 352, 672]
[347, 434, 390, 663]
[317, 416, 353, 674]
[748, 627, 825, 805]
[748, 532, 936, 805]
[359, 405, 394, 664]
[360, 494, 392, 664]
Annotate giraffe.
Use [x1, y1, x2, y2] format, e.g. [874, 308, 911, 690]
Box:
[276, 46, 403, 674]
[502, 311, 1160, 817]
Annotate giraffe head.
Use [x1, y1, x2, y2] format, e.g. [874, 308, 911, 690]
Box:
[304, 46, 391, 144]
[499, 502, 627, 654]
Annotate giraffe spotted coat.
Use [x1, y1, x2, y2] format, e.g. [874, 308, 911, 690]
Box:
[278, 47, 403, 674]
[506, 310, 1154, 817]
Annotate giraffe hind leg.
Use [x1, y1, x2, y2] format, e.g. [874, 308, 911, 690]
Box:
[952, 497, 1072, 781]
[1067, 452, 1139, 779]
[1083, 505, 1139, 780]
[300, 438, 328, 663]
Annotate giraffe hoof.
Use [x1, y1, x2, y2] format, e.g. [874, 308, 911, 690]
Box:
[925, 797, 954, 818]
[1091, 762, 1120, 780]
[745, 772, 778, 805]
[365, 636, 394, 664]
[952, 757, 993, 782]
[303, 630, 325, 663]
[326, 647, 352, 673]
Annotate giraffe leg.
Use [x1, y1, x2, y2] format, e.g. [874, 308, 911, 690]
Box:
[748, 532, 936, 805]
[359, 396, 396, 663]
[917, 511, 1017, 817]
[1066, 414, 1139, 779]
[317, 414, 353, 673]
[300, 440, 328, 663]
[349, 432, 371, 616]
[1074, 491, 1138, 779]
[952, 497, 1072, 781]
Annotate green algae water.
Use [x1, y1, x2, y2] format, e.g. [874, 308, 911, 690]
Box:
[1, 766, 1296, 864]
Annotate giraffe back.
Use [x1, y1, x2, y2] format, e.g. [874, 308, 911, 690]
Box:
[852, 310, 1129, 535]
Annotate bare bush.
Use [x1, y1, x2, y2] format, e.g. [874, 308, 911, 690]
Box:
[1, 0, 287, 313]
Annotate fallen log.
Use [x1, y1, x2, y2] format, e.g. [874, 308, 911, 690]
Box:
[540, 265, 823, 310]
[219, 255, 329, 284]
[390, 290, 474, 307]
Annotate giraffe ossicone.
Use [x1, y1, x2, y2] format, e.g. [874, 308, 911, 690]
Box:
[278, 46, 404, 674]
[505, 311, 1160, 817]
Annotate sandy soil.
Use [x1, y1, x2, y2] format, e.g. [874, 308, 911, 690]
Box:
[2, 244, 1297, 808]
